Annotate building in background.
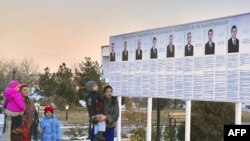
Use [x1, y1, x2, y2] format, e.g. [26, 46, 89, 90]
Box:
[101, 45, 110, 83]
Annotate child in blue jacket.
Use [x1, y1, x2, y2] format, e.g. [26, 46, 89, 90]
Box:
[40, 105, 61, 141]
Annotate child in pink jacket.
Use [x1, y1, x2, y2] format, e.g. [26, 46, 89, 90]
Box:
[3, 80, 26, 133]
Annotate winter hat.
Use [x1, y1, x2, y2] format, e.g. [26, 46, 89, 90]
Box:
[8, 80, 20, 89]
[86, 81, 97, 91]
[44, 106, 54, 114]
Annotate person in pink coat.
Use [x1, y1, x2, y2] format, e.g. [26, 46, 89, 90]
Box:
[3, 80, 26, 133]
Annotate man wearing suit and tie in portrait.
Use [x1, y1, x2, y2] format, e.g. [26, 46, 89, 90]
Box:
[136, 39, 142, 60]
[185, 32, 194, 56]
[166, 34, 175, 58]
[150, 37, 157, 59]
[122, 41, 129, 61]
[228, 25, 239, 53]
[110, 43, 116, 62]
[205, 29, 215, 55]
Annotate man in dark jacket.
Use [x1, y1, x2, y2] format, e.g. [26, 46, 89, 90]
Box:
[205, 29, 215, 55]
[150, 37, 158, 59]
[166, 34, 175, 58]
[110, 43, 116, 62]
[228, 25, 239, 53]
[122, 41, 128, 61]
[136, 39, 143, 60]
[185, 32, 194, 56]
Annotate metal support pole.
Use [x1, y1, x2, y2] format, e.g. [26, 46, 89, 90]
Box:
[146, 97, 152, 141]
[235, 102, 242, 124]
[156, 98, 161, 141]
[117, 96, 122, 141]
[185, 100, 191, 141]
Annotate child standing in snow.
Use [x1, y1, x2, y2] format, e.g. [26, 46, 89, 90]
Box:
[40, 105, 60, 141]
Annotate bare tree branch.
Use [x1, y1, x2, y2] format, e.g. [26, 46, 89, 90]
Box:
[19, 58, 40, 76]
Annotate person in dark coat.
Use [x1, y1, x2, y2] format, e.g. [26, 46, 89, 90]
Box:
[122, 41, 128, 61]
[205, 29, 215, 55]
[110, 43, 116, 62]
[85, 81, 106, 141]
[166, 34, 175, 58]
[150, 37, 158, 59]
[228, 25, 239, 53]
[185, 32, 194, 56]
[136, 39, 142, 60]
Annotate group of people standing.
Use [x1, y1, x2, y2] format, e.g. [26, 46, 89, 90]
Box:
[2, 80, 60, 141]
[85, 81, 119, 141]
[2, 80, 119, 141]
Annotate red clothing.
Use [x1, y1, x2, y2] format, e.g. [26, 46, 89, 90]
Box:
[21, 100, 36, 141]
[21, 120, 30, 141]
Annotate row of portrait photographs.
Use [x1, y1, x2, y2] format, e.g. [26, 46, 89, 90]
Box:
[109, 25, 239, 62]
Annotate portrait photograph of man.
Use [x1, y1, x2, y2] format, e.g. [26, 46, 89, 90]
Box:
[150, 37, 158, 59]
[136, 39, 142, 60]
[122, 41, 129, 61]
[228, 25, 239, 53]
[205, 29, 215, 55]
[166, 34, 175, 58]
[185, 32, 194, 56]
[110, 43, 116, 62]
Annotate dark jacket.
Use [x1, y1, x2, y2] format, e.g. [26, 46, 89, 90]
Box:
[167, 45, 175, 58]
[136, 49, 142, 60]
[122, 50, 128, 61]
[103, 96, 119, 128]
[110, 52, 115, 62]
[85, 91, 104, 118]
[30, 110, 39, 139]
[228, 38, 239, 53]
[150, 47, 157, 59]
[205, 42, 215, 55]
[185, 44, 194, 56]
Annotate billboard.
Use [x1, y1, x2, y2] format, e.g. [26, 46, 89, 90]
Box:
[109, 13, 250, 102]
